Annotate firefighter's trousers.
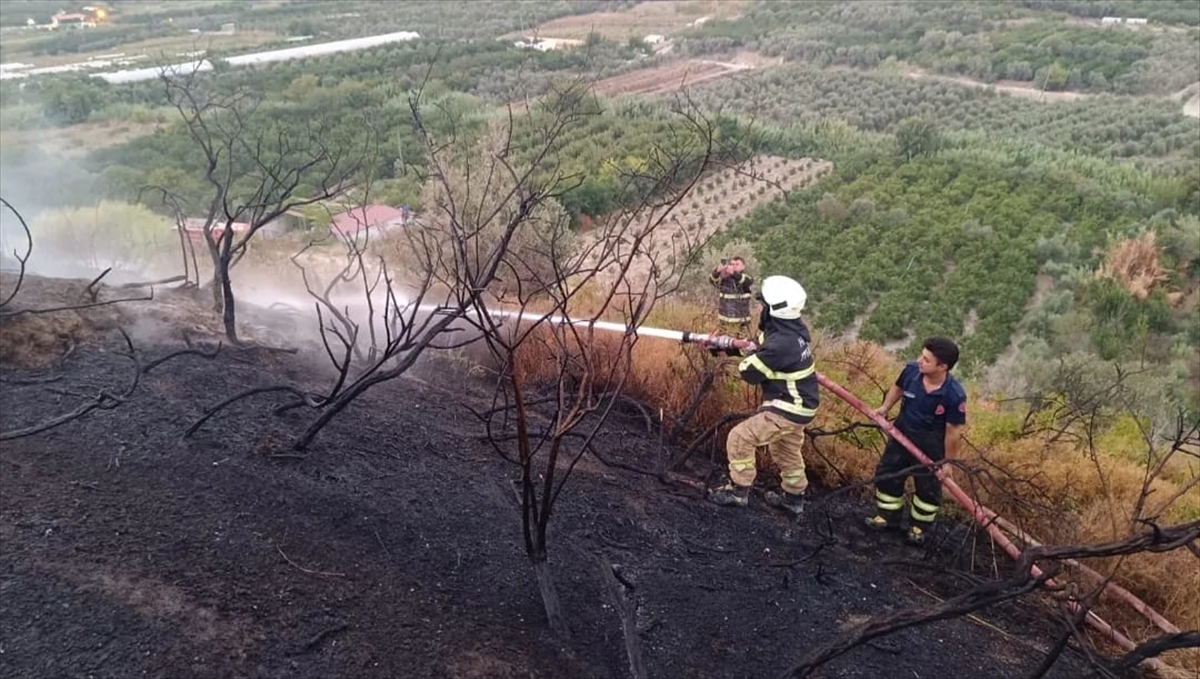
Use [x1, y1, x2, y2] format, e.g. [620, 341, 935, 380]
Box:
[725, 410, 808, 494]
[873, 429, 944, 526]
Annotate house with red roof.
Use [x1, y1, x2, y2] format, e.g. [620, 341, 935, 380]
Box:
[329, 204, 408, 240]
[178, 217, 251, 243]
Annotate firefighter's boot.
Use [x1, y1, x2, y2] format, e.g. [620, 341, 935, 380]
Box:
[707, 482, 750, 507]
[864, 513, 902, 532]
[906, 523, 930, 546]
[764, 489, 805, 517]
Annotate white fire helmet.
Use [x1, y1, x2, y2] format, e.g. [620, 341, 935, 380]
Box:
[758, 275, 806, 320]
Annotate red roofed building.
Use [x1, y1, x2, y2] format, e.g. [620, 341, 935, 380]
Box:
[330, 204, 407, 240]
[178, 217, 251, 243]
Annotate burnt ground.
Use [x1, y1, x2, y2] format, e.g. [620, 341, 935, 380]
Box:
[0, 290, 1115, 679]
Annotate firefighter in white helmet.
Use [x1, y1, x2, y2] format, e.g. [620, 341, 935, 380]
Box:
[705, 275, 819, 515]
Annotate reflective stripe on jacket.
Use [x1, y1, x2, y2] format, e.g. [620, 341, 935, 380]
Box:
[710, 269, 753, 322]
[738, 317, 819, 424]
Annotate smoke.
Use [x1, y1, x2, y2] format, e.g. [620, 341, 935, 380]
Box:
[0, 127, 111, 280]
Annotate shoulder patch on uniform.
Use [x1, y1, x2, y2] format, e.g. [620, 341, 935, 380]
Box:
[958, 402, 967, 413]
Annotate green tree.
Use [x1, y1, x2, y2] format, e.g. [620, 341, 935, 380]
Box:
[895, 117, 942, 161]
[39, 76, 108, 125]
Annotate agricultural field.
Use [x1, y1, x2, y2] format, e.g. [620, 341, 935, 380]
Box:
[685, 64, 1200, 171]
[589, 56, 752, 97]
[507, 0, 749, 42]
[584, 156, 833, 282]
[679, 0, 1200, 96]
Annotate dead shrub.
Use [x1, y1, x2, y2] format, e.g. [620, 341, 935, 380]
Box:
[1095, 232, 1169, 300]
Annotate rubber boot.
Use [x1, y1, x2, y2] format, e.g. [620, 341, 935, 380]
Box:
[864, 511, 902, 532]
[707, 482, 750, 507]
[764, 489, 805, 516]
[906, 523, 931, 546]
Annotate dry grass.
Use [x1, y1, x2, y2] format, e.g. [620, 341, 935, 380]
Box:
[0, 275, 123, 369]
[0, 272, 294, 369]
[1095, 232, 1169, 300]
[0, 120, 167, 156]
[507, 294, 1199, 670]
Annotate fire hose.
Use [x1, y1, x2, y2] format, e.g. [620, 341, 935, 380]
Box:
[676, 332, 1177, 675]
[463, 308, 1182, 670]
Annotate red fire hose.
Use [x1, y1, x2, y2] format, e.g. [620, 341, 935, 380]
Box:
[816, 372, 1174, 676]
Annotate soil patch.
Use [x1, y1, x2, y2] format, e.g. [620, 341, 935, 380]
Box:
[900, 64, 1092, 103]
[507, 0, 749, 42]
[591, 59, 744, 97]
[1184, 93, 1199, 118]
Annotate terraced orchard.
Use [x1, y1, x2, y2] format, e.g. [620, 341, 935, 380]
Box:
[587, 155, 834, 282]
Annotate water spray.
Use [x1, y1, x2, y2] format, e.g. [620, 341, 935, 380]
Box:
[407, 300, 757, 352]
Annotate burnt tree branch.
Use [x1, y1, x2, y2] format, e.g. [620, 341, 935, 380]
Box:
[0, 196, 33, 310]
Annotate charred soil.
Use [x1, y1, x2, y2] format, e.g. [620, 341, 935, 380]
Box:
[0, 281, 1106, 679]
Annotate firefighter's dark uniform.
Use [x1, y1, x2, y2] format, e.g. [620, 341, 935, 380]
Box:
[710, 268, 753, 336]
[873, 361, 967, 528]
[724, 315, 819, 494]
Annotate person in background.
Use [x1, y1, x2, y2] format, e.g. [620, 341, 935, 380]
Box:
[709, 256, 753, 338]
[865, 337, 967, 546]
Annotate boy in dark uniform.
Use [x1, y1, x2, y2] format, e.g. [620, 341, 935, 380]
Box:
[865, 337, 966, 545]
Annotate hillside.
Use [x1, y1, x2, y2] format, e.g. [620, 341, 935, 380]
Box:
[1, 1, 1198, 675]
[0, 275, 1100, 679]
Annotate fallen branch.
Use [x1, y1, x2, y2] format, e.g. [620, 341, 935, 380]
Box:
[600, 560, 648, 679]
[989, 512, 1182, 635]
[120, 274, 188, 289]
[780, 520, 1200, 679]
[84, 267, 112, 302]
[668, 409, 755, 471]
[1112, 631, 1200, 674]
[295, 622, 349, 653]
[0, 290, 154, 318]
[768, 543, 827, 568]
[1028, 588, 1101, 679]
[781, 570, 1053, 678]
[186, 385, 326, 437]
[142, 343, 223, 374]
[0, 329, 138, 441]
[275, 545, 345, 578]
[0, 196, 32, 310]
[589, 444, 659, 478]
[0, 374, 64, 385]
[0, 390, 129, 441]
